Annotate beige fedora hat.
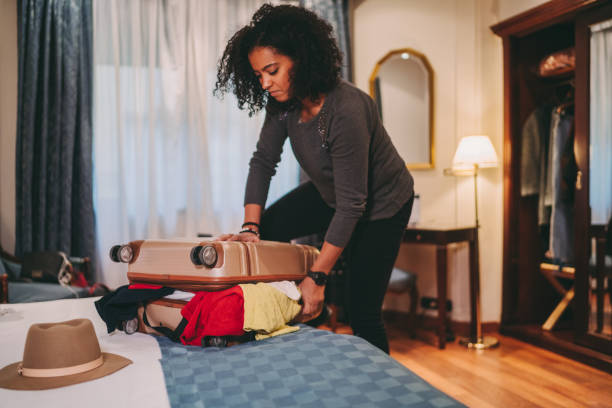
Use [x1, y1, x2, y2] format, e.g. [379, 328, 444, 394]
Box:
[0, 318, 132, 390]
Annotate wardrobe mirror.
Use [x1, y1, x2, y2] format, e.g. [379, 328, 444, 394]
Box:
[369, 48, 434, 169]
[588, 18, 612, 339]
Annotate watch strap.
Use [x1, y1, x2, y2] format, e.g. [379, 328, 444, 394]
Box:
[307, 271, 328, 286]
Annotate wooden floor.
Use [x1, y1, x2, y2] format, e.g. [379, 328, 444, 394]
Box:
[319, 322, 612, 408]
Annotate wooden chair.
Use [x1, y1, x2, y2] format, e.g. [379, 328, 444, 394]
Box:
[0, 246, 21, 304]
[385, 268, 419, 338]
[541, 225, 611, 331]
[1, 274, 7, 303]
[541, 262, 575, 330]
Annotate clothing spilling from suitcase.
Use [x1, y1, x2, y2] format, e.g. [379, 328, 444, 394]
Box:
[95, 239, 318, 348]
[96, 282, 303, 347]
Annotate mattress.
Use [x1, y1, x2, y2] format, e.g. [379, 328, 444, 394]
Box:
[0, 297, 464, 408]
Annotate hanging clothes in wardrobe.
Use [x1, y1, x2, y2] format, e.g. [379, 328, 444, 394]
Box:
[549, 106, 576, 263]
[520, 103, 576, 264]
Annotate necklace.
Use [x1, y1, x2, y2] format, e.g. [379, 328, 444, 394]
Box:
[317, 105, 329, 152]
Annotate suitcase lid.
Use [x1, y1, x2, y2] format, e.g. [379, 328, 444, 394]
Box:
[124, 239, 319, 291]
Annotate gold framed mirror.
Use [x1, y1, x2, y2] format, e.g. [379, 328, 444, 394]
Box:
[369, 48, 434, 169]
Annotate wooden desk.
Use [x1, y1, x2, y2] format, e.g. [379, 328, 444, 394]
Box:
[403, 225, 479, 349]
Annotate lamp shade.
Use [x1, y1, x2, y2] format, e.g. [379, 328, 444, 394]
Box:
[451, 135, 498, 173]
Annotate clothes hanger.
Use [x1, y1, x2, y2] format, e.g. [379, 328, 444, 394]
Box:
[552, 78, 574, 113]
[556, 85, 574, 114]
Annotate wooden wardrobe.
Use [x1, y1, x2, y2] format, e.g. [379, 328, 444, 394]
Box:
[492, 0, 612, 373]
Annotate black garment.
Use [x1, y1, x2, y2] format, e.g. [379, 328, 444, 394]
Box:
[95, 285, 174, 333]
[261, 181, 413, 353]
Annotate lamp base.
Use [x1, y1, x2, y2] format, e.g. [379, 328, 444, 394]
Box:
[458, 336, 500, 350]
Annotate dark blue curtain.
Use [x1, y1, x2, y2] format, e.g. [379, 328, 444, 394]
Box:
[16, 0, 95, 277]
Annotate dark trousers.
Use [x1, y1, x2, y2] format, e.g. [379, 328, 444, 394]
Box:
[260, 181, 413, 353]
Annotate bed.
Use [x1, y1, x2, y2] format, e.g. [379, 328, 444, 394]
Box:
[0, 297, 464, 407]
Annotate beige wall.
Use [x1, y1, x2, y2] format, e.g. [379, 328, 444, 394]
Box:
[498, 0, 548, 21]
[354, 0, 514, 322]
[0, 0, 17, 254]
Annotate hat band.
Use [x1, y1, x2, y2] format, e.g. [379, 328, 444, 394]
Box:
[17, 355, 104, 378]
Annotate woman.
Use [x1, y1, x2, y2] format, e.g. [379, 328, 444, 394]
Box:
[215, 4, 414, 353]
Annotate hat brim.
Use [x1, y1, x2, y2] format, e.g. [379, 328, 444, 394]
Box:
[0, 352, 132, 390]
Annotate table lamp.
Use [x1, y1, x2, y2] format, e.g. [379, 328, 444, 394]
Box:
[450, 135, 500, 349]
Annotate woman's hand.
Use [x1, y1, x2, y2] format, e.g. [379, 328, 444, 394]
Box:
[296, 277, 325, 322]
[217, 232, 260, 242]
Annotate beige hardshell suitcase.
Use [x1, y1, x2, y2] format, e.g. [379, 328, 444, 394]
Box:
[109, 239, 319, 291]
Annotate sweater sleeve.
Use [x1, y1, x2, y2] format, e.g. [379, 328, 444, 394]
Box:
[244, 111, 288, 207]
[323, 103, 370, 248]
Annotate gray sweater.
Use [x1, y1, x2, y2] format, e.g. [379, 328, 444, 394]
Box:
[245, 80, 414, 248]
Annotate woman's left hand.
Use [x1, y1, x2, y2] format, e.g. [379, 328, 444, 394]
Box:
[296, 277, 325, 322]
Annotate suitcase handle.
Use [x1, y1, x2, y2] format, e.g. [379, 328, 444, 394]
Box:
[142, 305, 188, 342]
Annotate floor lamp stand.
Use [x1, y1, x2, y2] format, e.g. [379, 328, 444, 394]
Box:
[458, 165, 500, 350]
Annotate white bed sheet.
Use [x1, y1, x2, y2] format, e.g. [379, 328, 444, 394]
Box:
[0, 297, 170, 408]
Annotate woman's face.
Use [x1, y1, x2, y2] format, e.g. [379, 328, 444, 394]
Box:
[248, 46, 294, 102]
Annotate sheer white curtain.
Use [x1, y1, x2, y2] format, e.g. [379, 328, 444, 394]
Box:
[590, 19, 612, 225]
[93, 0, 299, 288]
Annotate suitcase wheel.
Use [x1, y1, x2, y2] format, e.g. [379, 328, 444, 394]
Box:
[202, 336, 227, 348]
[122, 317, 139, 334]
[109, 244, 134, 263]
[109, 245, 121, 262]
[190, 245, 218, 268]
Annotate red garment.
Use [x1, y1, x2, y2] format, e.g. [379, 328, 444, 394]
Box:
[71, 272, 89, 288]
[128, 283, 163, 290]
[180, 286, 245, 346]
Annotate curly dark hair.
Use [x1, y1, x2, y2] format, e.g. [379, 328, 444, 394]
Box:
[214, 3, 343, 116]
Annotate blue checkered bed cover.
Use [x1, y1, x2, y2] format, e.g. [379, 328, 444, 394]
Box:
[156, 324, 465, 408]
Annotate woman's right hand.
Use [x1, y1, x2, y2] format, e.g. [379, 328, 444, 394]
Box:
[217, 232, 260, 242]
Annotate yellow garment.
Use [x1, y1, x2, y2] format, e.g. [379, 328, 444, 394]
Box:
[239, 282, 302, 340]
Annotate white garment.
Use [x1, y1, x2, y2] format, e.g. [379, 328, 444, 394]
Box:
[163, 290, 196, 302]
[265, 281, 302, 301]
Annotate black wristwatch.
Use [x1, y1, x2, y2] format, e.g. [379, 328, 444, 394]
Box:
[307, 270, 328, 286]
